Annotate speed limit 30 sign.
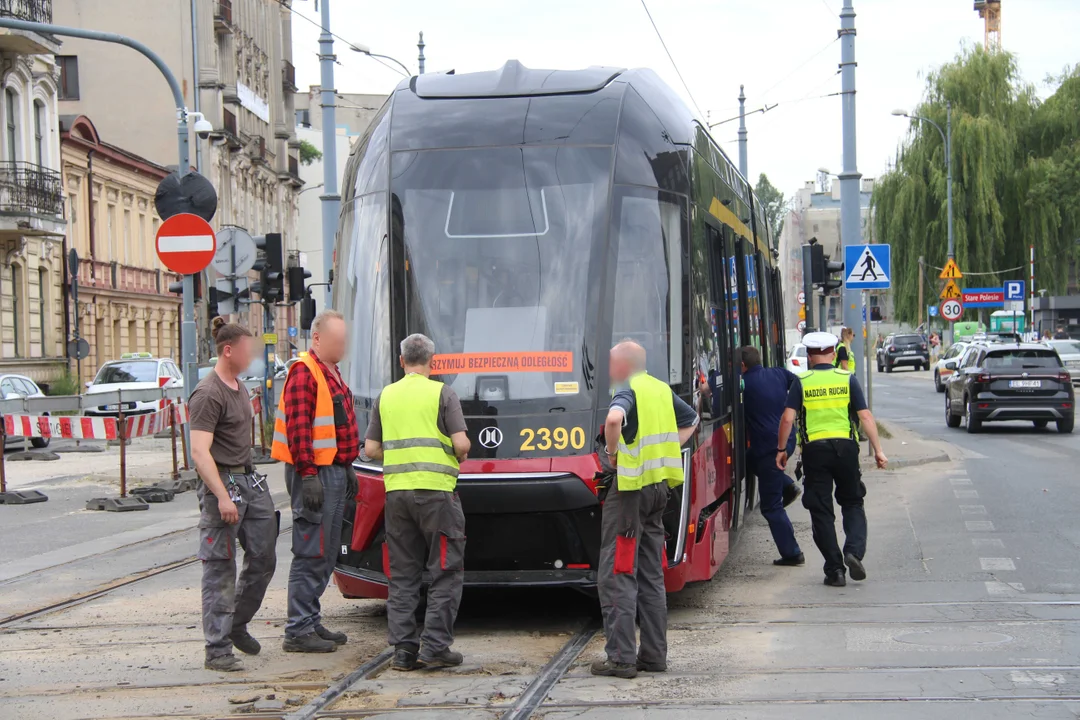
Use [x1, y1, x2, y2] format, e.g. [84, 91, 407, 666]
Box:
[940, 298, 964, 322]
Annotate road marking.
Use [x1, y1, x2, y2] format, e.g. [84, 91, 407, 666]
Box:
[980, 557, 1017, 571]
[960, 505, 987, 515]
[972, 538, 1005, 549]
[966, 520, 995, 531]
[949, 478, 973, 486]
[986, 580, 1025, 596]
[954, 489, 979, 499]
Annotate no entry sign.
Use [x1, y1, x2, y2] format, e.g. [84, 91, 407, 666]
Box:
[155, 213, 217, 275]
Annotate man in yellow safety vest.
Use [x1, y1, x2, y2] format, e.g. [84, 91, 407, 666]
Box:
[777, 332, 887, 587]
[363, 333, 471, 672]
[591, 340, 699, 679]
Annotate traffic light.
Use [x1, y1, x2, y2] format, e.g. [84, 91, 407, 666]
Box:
[810, 244, 844, 295]
[288, 265, 312, 303]
[300, 293, 317, 331]
[167, 273, 202, 297]
[253, 233, 284, 303]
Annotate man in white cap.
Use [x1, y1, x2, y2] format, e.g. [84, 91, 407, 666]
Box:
[776, 332, 887, 587]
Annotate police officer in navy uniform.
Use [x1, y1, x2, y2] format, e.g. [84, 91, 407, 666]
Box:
[776, 332, 887, 587]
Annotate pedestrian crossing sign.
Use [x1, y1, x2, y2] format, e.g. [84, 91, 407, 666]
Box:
[844, 244, 891, 290]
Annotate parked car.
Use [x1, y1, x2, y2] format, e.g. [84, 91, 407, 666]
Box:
[877, 333, 930, 372]
[934, 342, 970, 392]
[785, 344, 808, 374]
[84, 353, 183, 417]
[1046, 338, 1080, 387]
[944, 342, 1074, 434]
[0, 374, 49, 448]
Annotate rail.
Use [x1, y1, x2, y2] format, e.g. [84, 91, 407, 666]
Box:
[0, 0, 52, 24]
[0, 160, 63, 216]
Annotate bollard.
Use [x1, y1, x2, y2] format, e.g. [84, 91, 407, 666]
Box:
[170, 402, 180, 481]
[118, 399, 127, 499]
[180, 412, 190, 471]
[0, 415, 6, 494]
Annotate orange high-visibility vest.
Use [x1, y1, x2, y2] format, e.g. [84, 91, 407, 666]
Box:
[270, 354, 338, 465]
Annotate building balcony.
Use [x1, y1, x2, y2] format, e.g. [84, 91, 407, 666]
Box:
[0, 0, 59, 54]
[0, 161, 65, 238]
[77, 258, 180, 297]
[283, 60, 297, 93]
[214, 0, 232, 34]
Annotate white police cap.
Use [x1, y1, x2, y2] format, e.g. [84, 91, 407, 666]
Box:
[803, 332, 839, 351]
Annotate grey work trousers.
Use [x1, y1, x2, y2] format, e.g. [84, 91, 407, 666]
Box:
[597, 481, 669, 666]
[197, 471, 278, 661]
[384, 489, 466, 658]
[285, 463, 349, 638]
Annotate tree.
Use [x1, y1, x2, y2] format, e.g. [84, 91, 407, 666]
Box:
[871, 48, 1080, 324]
[299, 139, 323, 165]
[755, 173, 787, 240]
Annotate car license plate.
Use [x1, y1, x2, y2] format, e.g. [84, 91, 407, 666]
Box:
[1009, 380, 1041, 388]
[102, 404, 118, 411]
[903, 350, 916, 354]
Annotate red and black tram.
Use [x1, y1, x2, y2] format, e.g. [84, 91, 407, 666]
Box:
[331, 61, 787, 598]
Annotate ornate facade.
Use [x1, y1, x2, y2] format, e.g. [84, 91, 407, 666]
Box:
[60, 116, 180, 386]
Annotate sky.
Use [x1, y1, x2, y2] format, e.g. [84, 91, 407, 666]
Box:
[288, 0, 1079, 200]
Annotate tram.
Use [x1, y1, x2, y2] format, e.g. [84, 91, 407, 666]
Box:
[332, 61, 787, 599]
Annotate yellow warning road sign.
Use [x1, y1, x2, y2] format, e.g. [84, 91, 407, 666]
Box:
[798, 306, 806, 320]
[939, 279, 962, 300]
[939, 258, 963, 279]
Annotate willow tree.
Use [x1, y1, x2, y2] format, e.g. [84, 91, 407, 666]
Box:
[871, 47, 1080, 323]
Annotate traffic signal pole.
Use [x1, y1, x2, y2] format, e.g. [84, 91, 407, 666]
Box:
[0, 17, 197, 464]
[318, 0, 340, 308]
[838, 0, 866, 389]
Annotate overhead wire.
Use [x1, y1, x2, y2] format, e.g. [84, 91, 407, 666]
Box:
[275, 0, 409, 77]
[638, 0, 705, 119]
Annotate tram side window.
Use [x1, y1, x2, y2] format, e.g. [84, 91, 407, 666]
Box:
[702, 223, 730, 419]
[338, 193, 392, 402]
[611, 190, 686, 388]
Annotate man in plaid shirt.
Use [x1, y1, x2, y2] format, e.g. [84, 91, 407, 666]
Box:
[279, 310, 360, 653]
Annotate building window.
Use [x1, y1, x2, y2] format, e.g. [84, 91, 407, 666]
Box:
[38, 267, 48, 355]
[33, 100, 44, 166]
[58, 56, 80, 100]
[107, 203, 116, 261]
[5, 88, 18, 162]
[123, 208, 132, 261]
[11, 264, 22, 357]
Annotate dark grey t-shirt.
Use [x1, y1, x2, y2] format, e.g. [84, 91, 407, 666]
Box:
[188, 371, 253, 466]
[365, 382, 468, 442]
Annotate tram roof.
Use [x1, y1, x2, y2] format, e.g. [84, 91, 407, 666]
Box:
[413, 60, 626, 99]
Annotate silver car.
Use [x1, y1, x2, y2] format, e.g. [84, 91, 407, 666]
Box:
[1047, 339, 1080, 386]
[1, 374, 50, 448]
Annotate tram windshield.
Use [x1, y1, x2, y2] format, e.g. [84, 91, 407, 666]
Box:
[392, 145, 610, 410]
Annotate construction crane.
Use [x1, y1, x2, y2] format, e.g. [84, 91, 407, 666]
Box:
[974, 0, 1002, 51]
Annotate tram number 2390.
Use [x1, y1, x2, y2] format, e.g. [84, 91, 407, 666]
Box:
[519, 426, 587, 452]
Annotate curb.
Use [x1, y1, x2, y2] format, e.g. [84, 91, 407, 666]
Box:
[863, 450, 951, 471]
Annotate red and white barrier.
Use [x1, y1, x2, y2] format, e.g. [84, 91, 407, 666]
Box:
[3, 403, 192, 441]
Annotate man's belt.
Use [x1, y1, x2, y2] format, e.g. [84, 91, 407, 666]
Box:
[217, 464, 254, 474]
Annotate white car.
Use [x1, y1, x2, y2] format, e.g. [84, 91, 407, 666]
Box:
[0, 374, 49, 448]
[84, 353, 183, 417]
[933, 342, 970, 392]
[786, 344, 809, 374]
[1047, 339, 1080, 386]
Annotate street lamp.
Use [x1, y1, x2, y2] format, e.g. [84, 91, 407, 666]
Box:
[894, 102, 954, 342]
[349, 43, 411, 76]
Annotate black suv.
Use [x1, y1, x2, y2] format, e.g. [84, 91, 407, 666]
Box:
[944, 342, 1074, 434]
[877, 333, 930, 372]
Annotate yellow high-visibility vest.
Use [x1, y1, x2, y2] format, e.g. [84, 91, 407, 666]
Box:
[616, 372, 683, 492]
[797, 368, 857, 444]
[379, 374, 459, 492]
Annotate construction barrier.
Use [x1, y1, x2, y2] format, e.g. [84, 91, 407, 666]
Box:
[0, 382, 263, 507]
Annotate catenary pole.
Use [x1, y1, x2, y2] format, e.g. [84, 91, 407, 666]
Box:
[838, 0, 865, 389]
[319, 0, 339, 308]
[737, 85, 748, 179]
[0, 18, 197, 465]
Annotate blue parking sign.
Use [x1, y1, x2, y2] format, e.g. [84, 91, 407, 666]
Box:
[1004, 280, 1025, 301]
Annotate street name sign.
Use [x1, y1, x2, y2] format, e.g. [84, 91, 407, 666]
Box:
[155, 213, 217, 275]
[962, 288, 1005, 308]
[844, 244, 891, 290]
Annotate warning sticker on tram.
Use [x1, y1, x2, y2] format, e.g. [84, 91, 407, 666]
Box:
[430, 352, 573, 375]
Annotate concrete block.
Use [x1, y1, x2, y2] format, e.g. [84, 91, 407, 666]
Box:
[0, 489, 49, 504]
[85, 496, 150, 512]
[129, 486, 175, 503]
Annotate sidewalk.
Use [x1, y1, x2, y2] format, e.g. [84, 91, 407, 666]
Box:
[861, 420, 951, 471]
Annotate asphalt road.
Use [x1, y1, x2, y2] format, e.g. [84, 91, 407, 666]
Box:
[4, 368, 1080, 718]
